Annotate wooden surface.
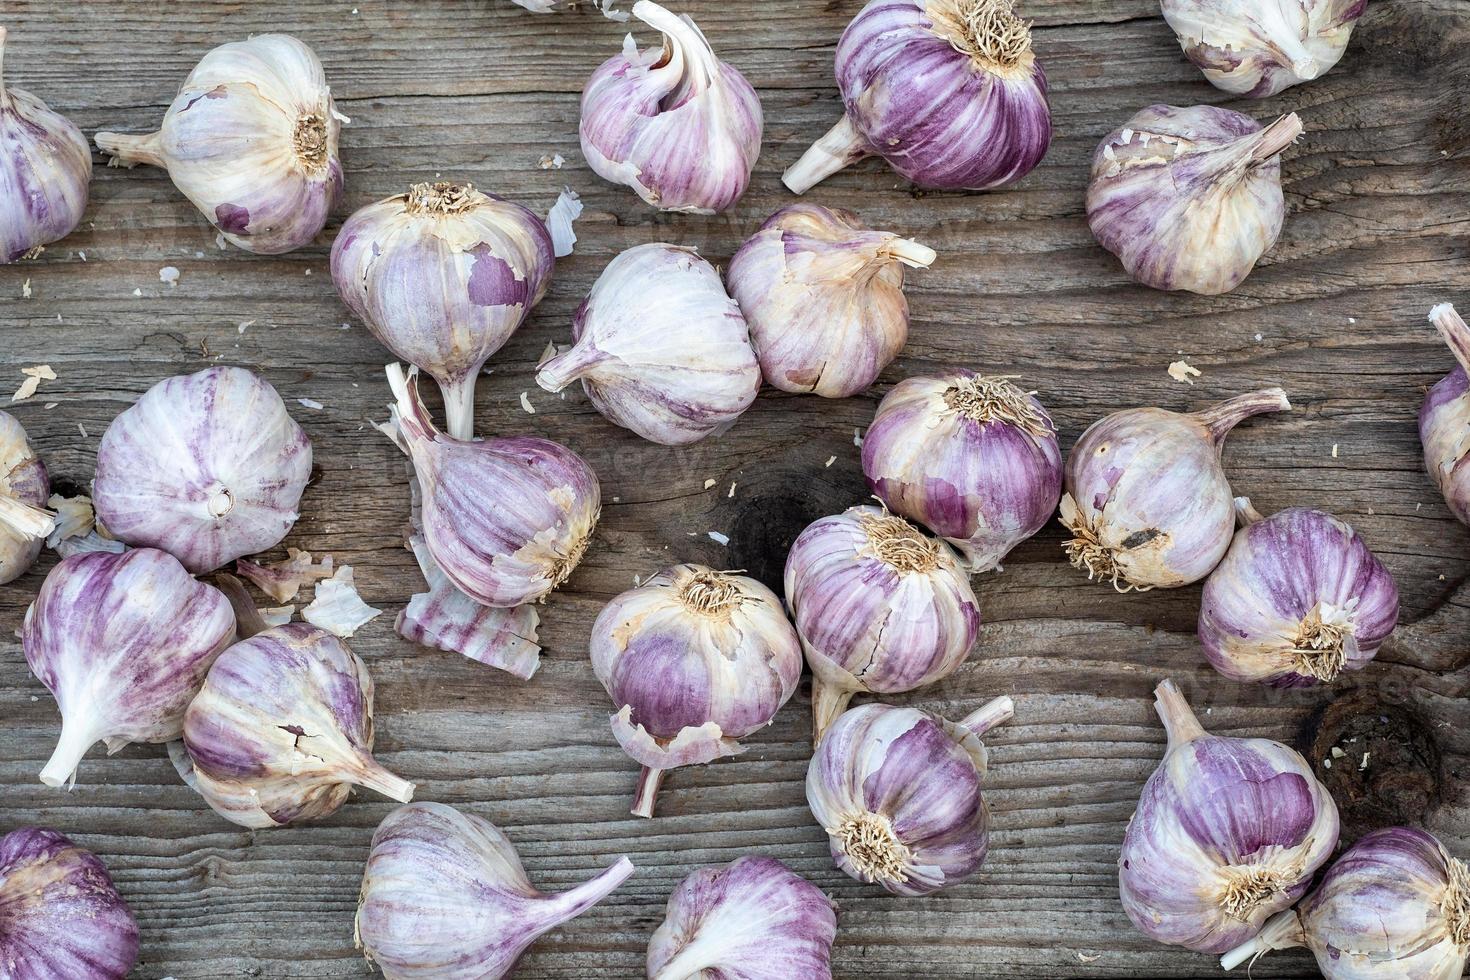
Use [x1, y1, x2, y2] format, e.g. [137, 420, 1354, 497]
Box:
[2, 0, 1468, 977]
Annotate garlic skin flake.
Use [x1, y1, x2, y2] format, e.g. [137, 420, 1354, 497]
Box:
[537, 243, 760, 446]
[727, 204, 936, 398]
[581, 1, 762, 213]
[356, 802, 634, 980]
[0, 410, 52, 584]
[1087, 105, 1302, 295]
[1421, 303, 1470, 526]
[95, 34, 343, 254]
[648, 856, 838, 980]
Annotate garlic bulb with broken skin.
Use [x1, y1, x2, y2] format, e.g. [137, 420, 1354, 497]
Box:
[95, 34, 343, 254]
[0, 410, 52, 585]
[1421, 303, 1470, 526]
[1087, 105, 1302, 295]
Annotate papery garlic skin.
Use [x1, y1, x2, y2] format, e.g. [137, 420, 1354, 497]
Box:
[648, 856, 838, 980]
[1421, 303, 1470, 526]
[1087, 105, 1301, 295]
[862, 372, 1061, 571]
[356, 802, 634, 980]
[1061, 388, 1290, 591]
[727, 204, 936, 398]
[0, 410, 52, 585]
[1119, 679, 1339, 954]
[537, 243, 760, 446]
[95, 34, 342, 254]
[22, 548, 235, 787]
[331, 182, 555, 439]
[581, 1, 762, 213]
[0, 827, 140, 980]
[806, 698, 1012, 896]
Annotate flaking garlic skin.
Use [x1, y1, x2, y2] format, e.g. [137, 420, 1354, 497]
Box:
[0, 410, 52, 585]
[1421, 303, 1470, 526]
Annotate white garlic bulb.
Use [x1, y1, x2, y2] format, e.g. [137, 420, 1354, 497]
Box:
[0, 410, 52, 585]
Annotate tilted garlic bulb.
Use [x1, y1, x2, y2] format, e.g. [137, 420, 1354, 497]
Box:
[581, 1, 762, 213]
[331, 181, 555, 439]
[22, 549, 235, 787]
[727, 204, 937, 398]
[1421, 303, 1470, 526]
[1119, 679, 1338, 954]
[807, 697, 1012, 896]
[0, 410, 53, 585]
[862, 372, 1062, 571]
[1061, 387, 1290, 591]
[590, 564, 802, 818]
[92, 366, 313, 573]
[536, 243, 760, 446]
[356, 802, 634, 980]
[1087, 105, 1302, 295]
[784, 0, 1051, 194]
[95, 34, 343, 254]
[0, 28, 92, 263]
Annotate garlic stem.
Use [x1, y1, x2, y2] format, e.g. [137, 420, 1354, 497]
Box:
[213, 573, 271, 639]
[882, 238, 938, 269]
[0, 492, 56, 541]
[1218, 908, 1305, 971]
[353, 757, 417, 804]
[631, 765, 665, 818]
[1197, 387, 1291, 447]
[385, 363, 439, 447]
[957, 695, 1014, 739]
[811, 677, 856, 745]
[94, 130, 167, 169]
[634, 0, 718, 93]
[1232, 496, 1266, 527]
[782, 114, 873, 195]
[539, 856, 636, 925]
[1153, 678, 1207, 749]
[1247, 113, 1304, 166]
[39, 717, 100, 788]
[1430, 303, 1470, 377]
[438, 376, 478, 441]
[535, 342, 608, 393]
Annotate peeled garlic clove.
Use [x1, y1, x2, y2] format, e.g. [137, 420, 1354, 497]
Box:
[590, 564, 802, 817]
[536, 243, 760, 446]
[95, 34, 342, 254]
[727, 204, 936, 398]
[22, 548, 235, 787]
[1061, 387, 1290, 591]
[648, 855, 838, 980]
[862, 372, 1062, 571]
[1421, 303, 1470, 525]
[581, 1, 762, 213]
[1087, 105, 1302, 295]
[356, 802, 634, 980]
[1120, 679, 1338, 954]
[331, 181, 555, 439]
[807, 697, 1012, 896]
[1163, 0, 1365, 98]
[784, 0, 1051, 194]
[0, 409, 53, 585]
[92, 366, 313, 574]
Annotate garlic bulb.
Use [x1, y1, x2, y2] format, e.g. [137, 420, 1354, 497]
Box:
[356, 802, 634, 980]
[1162, 0, 1366, 98]
[0, 28, 92, 263]
[1060, 387, 1290, 591]
[784, 0, 1051, 194]
[727, 204, 936, 398]
[590, 564, 802, 818]
[536, 243, 760, 446]
[180, 623, 415, 828]
[0, 827, 139, 979]
[0, 410, 53, 585]
[95, 34, 343, 254]
[1087, 105, 1302, 295]
[580, 1, 762, 213]
[807, 697, 1012, 896]
[22, 549, 235, 788]
[331, 182, 555, 439]
[862, 372, 1062, 571]
[648, 856, 838, 980]
[1421, 303, 1470, 526]
[1221, 826, 1469, 977]
[1200, 499, 1399, 687]
[387, 363, 599, 606]
[785, 505, 980, 742]
[1119, 679, 1338, 954]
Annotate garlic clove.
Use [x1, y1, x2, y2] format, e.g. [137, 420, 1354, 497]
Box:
[1421, 302, 1470, 525]
[0, 410, 53, 584]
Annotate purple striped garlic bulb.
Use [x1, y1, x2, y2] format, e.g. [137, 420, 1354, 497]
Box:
[727, 204, 936, 398]
[806, 697, 1012, 896]
[1221, 826, 1469, 978]
[1421, 303, 1470, 526]
[783, 0, 1051, 194]
[22, 548, 235, 788]
[1119, 679, 1339, 954]
[536, 243, 760, 446]
[0, 28, 92, 263]
[862, 372, 1062, 571]
[0, 827, 139, 979]
[1199, 499, 1399, 687]
[356, 802, 634, 980]
[1087, 105, 1302, 295]
[331, 182, 555, 439]
[648, 856, 838, 980]
[387, 363, 600, 607]
[1061, 387, 1290, 591]
[92, 366, 312, 574]
[0, 410, 53, 585]
[590, 564, 802, 818]
[785, 506, 980, 742]
[95, 34, 343, 254]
